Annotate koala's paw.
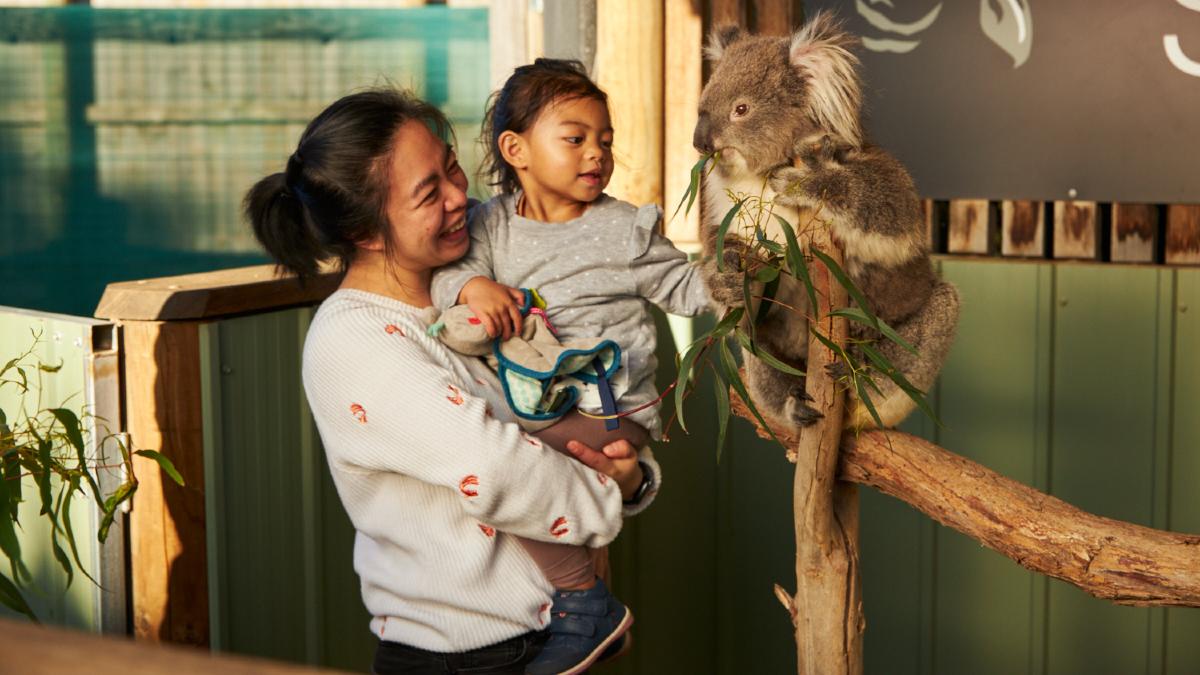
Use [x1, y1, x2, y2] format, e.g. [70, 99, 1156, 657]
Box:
[793, 136, 854, 210]
[825, 360, 850, 381]
[784, 386, 823, 428]
[703, 239, 751, 307]
[768, 166, 808, 207]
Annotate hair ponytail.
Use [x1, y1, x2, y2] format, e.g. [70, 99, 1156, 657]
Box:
[245, 171, 327, 280]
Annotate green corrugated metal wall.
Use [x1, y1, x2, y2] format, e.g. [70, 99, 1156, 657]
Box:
[199, 261, 1200, 673]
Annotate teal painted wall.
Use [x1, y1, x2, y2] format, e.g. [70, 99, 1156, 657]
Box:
[197, 260, 1200, 673]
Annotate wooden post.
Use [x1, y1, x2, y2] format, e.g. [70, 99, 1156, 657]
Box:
[1053, 200, 1101, 260]
[948, 199, 994, 254]
[664, 0, 703, 243]
[594, 0, 664, 207]
[96, 266, 337, 644]
[778, 225, 862, 675]
[711, 0, 747, 27]
[122, 321, 209, 645]
[1166, 204, 1200, 265]
[753, 0, 799, 34]
[1110, 203, 1158, 263]
[1001, 200, 1045, 258]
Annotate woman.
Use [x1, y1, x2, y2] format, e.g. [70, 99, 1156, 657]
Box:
[244, 89, 658, 674]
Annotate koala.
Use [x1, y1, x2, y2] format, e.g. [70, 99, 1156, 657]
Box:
[693, 12, 960, 431]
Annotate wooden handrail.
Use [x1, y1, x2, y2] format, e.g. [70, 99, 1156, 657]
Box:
[94, 265, 340, 322]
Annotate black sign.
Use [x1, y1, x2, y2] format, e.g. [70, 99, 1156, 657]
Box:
[803, 0, 1200, 203]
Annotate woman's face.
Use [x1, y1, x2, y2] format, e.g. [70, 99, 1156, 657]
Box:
[376, 119, 470, 273]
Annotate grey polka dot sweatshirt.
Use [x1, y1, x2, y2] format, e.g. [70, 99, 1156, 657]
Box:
[431, 193, 711, 439]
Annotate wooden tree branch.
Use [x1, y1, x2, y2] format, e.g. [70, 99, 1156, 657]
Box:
[729, 396, 1200, 607]
[785, 231, 864, 675]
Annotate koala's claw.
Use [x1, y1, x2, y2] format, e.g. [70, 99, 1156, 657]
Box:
[825, 361, 850, 380]
[785, 392, 823, 428]
[768, 166, 806, 206]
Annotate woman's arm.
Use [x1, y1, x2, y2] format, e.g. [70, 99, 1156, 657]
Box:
[304, 314, 625, 547]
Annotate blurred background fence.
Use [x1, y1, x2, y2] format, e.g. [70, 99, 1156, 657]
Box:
[0, 5, 489, 317]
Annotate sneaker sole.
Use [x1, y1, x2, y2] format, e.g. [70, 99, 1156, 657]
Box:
[556, 605, 633, 675]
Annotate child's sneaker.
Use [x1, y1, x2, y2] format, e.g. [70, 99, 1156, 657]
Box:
[525, 577, 633, 675]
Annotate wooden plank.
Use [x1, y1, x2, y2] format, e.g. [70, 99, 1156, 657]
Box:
[1047, 265, 1162, 674]
[711, 0, 746, 27]
[124, 321, 208, 645]
[594, 0, 664, 207]
[752, 0, 797, 34]
[1111, 203, 1158, 263]
[94, 265, 339, 322]
[947, 199, 993, 254]
[1001, 200, 1045, 258]
[663, 0, 703, 243]
[1165, 204, 1200, 265]
[0, 617, 350, 674]
[489, 0, 530, 91]
[1053, 200, 1100, 260]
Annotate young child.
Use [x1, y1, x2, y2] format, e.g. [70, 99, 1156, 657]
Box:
[430, 58, 710, 674]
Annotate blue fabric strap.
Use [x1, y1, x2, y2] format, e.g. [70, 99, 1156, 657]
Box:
[592, 357, 619, 431]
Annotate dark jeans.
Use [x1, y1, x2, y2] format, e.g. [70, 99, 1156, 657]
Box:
[372, 631, 548, 674]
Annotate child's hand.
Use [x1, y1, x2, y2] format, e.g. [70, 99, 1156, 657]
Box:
[458, 277, 525, 340]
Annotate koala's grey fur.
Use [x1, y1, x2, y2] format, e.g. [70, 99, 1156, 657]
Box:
[694, 12, 960, 430]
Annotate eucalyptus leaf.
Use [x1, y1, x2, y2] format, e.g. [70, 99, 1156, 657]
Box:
[673, 340, 708, 434]
[734, 329, 806, 377]
[134, 450, 184, 487]
[775, 214, 819, 313]
[713, 371, 730, 462]
[718, 339, 784, 447]
[829, 308, 917, 355]
[715, 200, 745, 272]
[0, 570, 37, 622]
[50, 532, 73, 588]
[98, 482, 136, 543]
[810, 246, 878, 329]
[755, 273, 781, 327]
[755, 227, 786, 255]
[36, 440, 52, 516]
[853, 375, 885, 429]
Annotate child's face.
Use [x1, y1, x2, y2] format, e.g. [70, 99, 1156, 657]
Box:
[516, 96, 614, 207]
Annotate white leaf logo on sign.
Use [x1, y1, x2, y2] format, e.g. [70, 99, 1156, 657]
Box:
[857, 0, 943, 54]
[980, 0, 1033, 68]
[1165, 0, 1200, 76]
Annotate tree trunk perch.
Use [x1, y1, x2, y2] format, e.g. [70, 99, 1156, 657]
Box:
[785, 232, 864, 675]
[728, 397, 1200, 607]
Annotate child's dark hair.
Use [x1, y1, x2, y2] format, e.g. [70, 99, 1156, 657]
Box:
[481, 58, 608, 195]
[245, 88, 452, 281]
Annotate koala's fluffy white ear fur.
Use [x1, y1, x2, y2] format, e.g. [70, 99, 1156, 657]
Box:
[789, 11, 863, 148]
[705, 25, 744, 61]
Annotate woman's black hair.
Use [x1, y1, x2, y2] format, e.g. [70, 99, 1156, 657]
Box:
[244, 88, 452, 281]
[480, 58, 608, 195]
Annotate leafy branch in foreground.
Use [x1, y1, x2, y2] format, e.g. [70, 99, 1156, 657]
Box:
[664, 156, 939, 456]
[0, 331, 184, 621]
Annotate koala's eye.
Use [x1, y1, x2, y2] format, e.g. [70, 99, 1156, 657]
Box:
[733, 103, 749, 118]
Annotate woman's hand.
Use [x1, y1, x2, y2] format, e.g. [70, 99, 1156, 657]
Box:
[564, 439, 644, 502]
[458, 276, 525, 340]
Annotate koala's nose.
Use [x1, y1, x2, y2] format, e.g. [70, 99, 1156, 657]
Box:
[693, 116, 714, 154]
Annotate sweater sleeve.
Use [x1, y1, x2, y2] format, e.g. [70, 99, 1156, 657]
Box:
[628, 204, 712, 317]
[431, 202, 499, 311]
[303, 315, 624, 548]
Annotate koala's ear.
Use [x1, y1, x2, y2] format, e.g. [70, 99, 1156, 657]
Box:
[789, 11, 864, 148]
[704, 24, 744, 62]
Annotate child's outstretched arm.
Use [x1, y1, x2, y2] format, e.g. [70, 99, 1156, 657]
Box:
[628, 205, 712, 317]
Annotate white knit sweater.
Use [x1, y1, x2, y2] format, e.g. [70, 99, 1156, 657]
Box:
[302, 289, 661, 652]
